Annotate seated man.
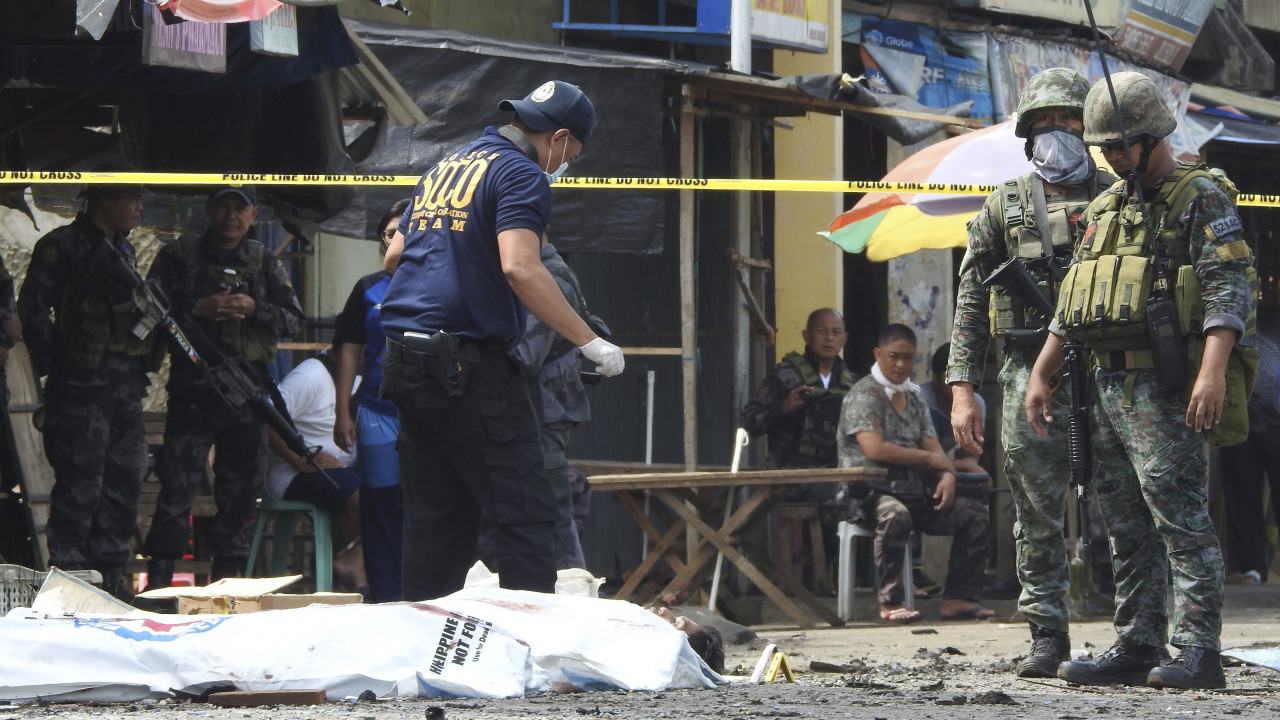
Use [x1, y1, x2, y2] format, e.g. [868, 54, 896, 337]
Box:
[919, 342, 987, 475]
[265, 349, 367, 595]
[741, 307, 856, 478]
[835, 324, 993, 624]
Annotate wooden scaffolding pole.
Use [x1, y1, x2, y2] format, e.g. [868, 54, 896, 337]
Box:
[679, 88, 697, 472]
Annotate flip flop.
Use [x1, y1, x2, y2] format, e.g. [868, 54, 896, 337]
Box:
[880, 606, 922, 625]
[939, 604, 996, 620]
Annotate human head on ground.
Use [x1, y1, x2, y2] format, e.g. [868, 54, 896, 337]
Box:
[500, 80, 595, 179]
[377, 198, 411, 256]
[206, 186, 258, 249]
[648, 607, 725, 674]
[873, 323, 917, 385]
[801, 308, 847, 368]
[1083, 71, 1177, 185]
[79, 183, 144, 236]
[1016, 68, 1093, 186]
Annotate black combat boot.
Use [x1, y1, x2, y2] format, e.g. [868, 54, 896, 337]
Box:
[211, 556, 246, 582]
[1146, 646, 1225, 690]
[145, 557, 175, 591]
[1058, 643, 1167, 686]
[1016, 623, 1070, 678]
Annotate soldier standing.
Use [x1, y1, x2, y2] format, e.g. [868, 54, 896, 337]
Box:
[17, 183, 157, 599]
[1027, 72, 1255, 690]
[142, 186, 303, 586]
[946, 68, 1116, 678]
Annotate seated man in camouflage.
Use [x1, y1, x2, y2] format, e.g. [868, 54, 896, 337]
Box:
[741, 307, 856, 476]
[835, 323, 993, 624]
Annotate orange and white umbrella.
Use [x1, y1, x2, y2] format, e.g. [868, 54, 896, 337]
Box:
[158, 0, 283, 23]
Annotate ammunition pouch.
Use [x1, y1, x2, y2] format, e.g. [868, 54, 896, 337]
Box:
[59, 286, 158, 373]
[1056, 256, 1153, 350]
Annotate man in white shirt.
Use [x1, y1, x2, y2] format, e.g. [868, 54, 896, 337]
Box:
[266, 350, 367, 594]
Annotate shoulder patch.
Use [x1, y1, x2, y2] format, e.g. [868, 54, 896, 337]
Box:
[1215, 239, 1253, 262]
[1206, 215, 1242, 241]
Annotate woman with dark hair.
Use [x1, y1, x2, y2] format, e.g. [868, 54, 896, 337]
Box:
[332, 199, 411, 602]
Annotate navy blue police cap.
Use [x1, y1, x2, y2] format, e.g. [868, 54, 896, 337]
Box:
[499, 81, 596, 145]
[209, 185, 257, 206]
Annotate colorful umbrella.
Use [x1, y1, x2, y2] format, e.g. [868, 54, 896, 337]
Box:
[158, 0, 283, 23]
[822, 119, 1034, 261]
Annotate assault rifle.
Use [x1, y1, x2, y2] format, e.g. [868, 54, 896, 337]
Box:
[93, 240, 338, 488]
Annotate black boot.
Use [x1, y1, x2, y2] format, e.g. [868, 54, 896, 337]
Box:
[92, 565, 132, 603]
[145, 557, 175, 591]
[1146, 646, 1225, 690]
[1058, 643, 1168, 686]
[1016, 623, 1070, 678]
[211, 556, 246, 582]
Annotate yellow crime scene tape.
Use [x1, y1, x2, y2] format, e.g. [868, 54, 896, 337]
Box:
[3, 171, 1280, 207]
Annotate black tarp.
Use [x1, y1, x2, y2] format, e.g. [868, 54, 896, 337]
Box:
[327, 21, 707, 254]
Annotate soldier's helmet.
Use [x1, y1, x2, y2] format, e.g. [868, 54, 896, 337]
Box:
[1083, 71, 1176, 145]
[1014, 68, 1091, 138]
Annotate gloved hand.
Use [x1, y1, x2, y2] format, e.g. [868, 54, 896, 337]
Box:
[579, 337, 625, 377]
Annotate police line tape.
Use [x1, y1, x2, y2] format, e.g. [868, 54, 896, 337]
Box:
[4, 171, 1280, 208]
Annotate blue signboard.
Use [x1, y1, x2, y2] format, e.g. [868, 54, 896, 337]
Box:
[858, 16, 993, 125]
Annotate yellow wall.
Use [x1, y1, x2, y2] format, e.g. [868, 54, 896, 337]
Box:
[771, 17, 844, 354]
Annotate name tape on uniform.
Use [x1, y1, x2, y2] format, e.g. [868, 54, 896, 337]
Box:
[3, 171, 1279, 207]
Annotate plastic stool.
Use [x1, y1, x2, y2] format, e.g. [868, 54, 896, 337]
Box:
[247, 496, 333, 592]
[836, 520, 913, 621]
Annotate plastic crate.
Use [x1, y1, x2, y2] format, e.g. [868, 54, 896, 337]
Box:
[0, 565, 101, 615]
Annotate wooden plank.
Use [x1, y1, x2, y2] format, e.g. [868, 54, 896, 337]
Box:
[207, 689, 327, 707]
[589, 466, 884, 491]
[7, 343, 52, 568]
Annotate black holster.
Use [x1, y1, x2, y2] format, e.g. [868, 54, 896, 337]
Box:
[401, 331, 476, 397]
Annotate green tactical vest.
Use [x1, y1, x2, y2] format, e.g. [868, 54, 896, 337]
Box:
[782, 351, 855, 462]
[59, 240, 160, 373]
[178, 234, 278, 364]
[1057, 163, 1258, 445]
[989, 171, 1113, 337]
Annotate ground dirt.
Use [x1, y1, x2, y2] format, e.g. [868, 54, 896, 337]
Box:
[3, 585, 1279, 720]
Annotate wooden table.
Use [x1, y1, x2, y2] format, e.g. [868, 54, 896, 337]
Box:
[587, 466, 886, 628]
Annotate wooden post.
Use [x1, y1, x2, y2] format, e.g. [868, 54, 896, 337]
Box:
[679, 88, 697, 472]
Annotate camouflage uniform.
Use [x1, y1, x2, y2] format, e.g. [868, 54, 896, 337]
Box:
[0, 254, 17, 411]
[504, 242, 593, 570]
[143, 231, 302, 574]
[16, 217, 152, 581]
[1072, 175, 1252, 651]
[742, 349, 856, 473]
[946, 173, 1114, 631]
[835, 376, 990, 605]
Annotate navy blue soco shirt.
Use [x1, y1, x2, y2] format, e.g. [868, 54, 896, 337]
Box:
[380, 126, 550, 350]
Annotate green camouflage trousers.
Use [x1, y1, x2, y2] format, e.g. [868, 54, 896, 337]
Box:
[1091, 366, 1223, 650]
[999, 348, 1074, 632]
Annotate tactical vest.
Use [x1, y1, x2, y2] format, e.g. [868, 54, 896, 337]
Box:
[783, 351, 855, 463]
[178, 234, 278, 364]
[989, 172, 1112, 337]
[59, 238, 158, 373]
[1056, 163, 1258, 445]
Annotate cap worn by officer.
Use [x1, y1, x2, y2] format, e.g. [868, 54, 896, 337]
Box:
[208, 185, 258, 206]
[499, 80, 596, 145]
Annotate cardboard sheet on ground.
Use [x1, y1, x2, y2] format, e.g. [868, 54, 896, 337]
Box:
[1223, 644, 1280, 672]
[0, 574, 720, 704]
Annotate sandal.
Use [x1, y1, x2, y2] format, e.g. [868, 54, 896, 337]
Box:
[879, 606, 922, 625]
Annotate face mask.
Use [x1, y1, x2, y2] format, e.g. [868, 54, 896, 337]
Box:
[544, 138, 570, 185]
[1030, 128, 1094, 186]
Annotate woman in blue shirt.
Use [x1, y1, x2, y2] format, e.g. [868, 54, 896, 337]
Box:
[333, 199, 409, 603]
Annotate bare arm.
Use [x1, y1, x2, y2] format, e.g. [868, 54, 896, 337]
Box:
[333, 342, 363, 452]
[1186, 327, 1233, 431]
[1025, 332, 1066, 436]
[855, 431, 954, 473]
[498, 228, 595, 347]
[949, 382, 985, 457]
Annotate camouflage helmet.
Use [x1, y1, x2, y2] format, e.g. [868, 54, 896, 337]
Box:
[1082, 71, 1176, 145]
[1014, 68, 1091, 138]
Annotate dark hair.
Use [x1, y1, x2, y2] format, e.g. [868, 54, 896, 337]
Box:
[877, 323, 916, 347]
[377, 198, 412, 241]
[931, 343, 950, 378]
[805, 307, 845, 334]
[686, 626, 725, 674]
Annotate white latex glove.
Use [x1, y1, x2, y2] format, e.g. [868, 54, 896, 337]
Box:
[579, 337, 625, 377]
